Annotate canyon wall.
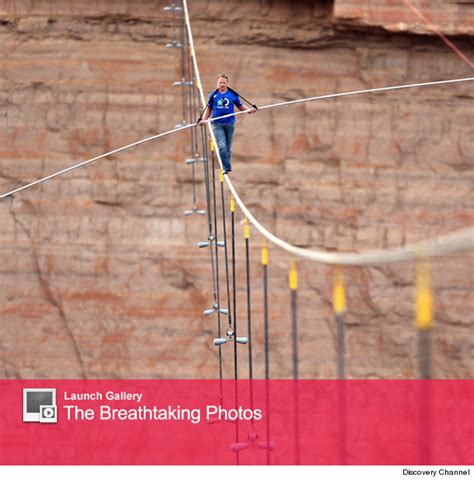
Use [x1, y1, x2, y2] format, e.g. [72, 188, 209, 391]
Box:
[0, 0, 472, 379]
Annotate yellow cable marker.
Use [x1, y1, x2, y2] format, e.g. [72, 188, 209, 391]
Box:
[244, 219, 250, 239]
[262, 244, 268, 266]
[416, 259, 433, 330]
[333, 266, 347, 314]
[220, 169, 224, 183]
[289, 261, 298, 291]
[210, 140, 214, 152]
[230, 195, 235, 213]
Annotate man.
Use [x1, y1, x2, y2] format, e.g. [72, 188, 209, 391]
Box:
[198, 74, 256, 174]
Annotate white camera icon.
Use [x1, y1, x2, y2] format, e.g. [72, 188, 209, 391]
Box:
[39, 405, 57, 423]
[23, 388, 57, 423]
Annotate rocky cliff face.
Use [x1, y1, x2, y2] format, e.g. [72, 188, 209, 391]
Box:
[335, 0, 474, 35]
[0, 0, 472, 379]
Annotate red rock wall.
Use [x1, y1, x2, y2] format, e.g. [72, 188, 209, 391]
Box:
[0, 0, 472, 379]
[334, 0, 474, 35]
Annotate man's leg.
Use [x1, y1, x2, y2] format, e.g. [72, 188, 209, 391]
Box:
[224, 124, 235, 172]
[212, 124, 231, 172]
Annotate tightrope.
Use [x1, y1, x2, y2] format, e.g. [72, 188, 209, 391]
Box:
[0, 124, 191, 199]
[1, 76, 472, 200]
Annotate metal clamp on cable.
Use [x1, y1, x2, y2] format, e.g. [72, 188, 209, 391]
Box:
[174, 80, 194, 87]
[184, 206, 206, 216]
[185, 157, 206, 164]
[165, 40, 183, 48]
[203, 304, 228, 317]
[164, 5, 183, 12]
[198, 241, 225, 248]
[197, 235, 225, 249]
[213, 328, 248, 346]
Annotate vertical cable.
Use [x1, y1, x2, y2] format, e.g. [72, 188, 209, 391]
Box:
[415, 257, 433, 464]
[202, 137, 218, 314]
[189, 59, 200, 156]
[220, 170, 233, 333]
[333, 265, 347, 464]
[178, 0, 186, 125]
[211, 145, 223, 405]
[201, 129, 212, 231]
[289, 261, 300, 464]
[263, 244, 270, 380]
[182, 19, 197, 207]
[231, 194, 238, 381]
[244, 219, 255, 417]
[416, 258, 433, 380]
[170, 0, 177, 47]
[333, 266, 346, 380]
[200, 128, 218, 310]
[218, 167, 240, 460]
[230, 194, 239, 465]
[289, 261, 299, 380]
[262, 243, 271, 465]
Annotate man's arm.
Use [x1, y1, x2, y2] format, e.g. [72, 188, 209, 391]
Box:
[198, 106, 211, 125]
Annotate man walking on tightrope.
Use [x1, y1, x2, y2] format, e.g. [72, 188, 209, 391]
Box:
[198, 74, 256, 174]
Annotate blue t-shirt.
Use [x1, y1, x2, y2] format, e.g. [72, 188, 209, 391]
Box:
[208, 89, 242, 125]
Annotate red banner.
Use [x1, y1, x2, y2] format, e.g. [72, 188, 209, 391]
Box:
[0, 380, 472, 465]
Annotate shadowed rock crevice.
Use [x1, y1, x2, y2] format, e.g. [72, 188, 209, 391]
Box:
[7, 198, 87, 379]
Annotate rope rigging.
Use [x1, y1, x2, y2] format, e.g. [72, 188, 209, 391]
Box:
[2, 74, 472, 264]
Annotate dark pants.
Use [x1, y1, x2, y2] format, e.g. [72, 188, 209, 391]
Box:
[213, 123, 235, 172]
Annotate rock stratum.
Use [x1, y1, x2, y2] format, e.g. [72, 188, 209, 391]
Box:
[0, 0, 472, 379]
